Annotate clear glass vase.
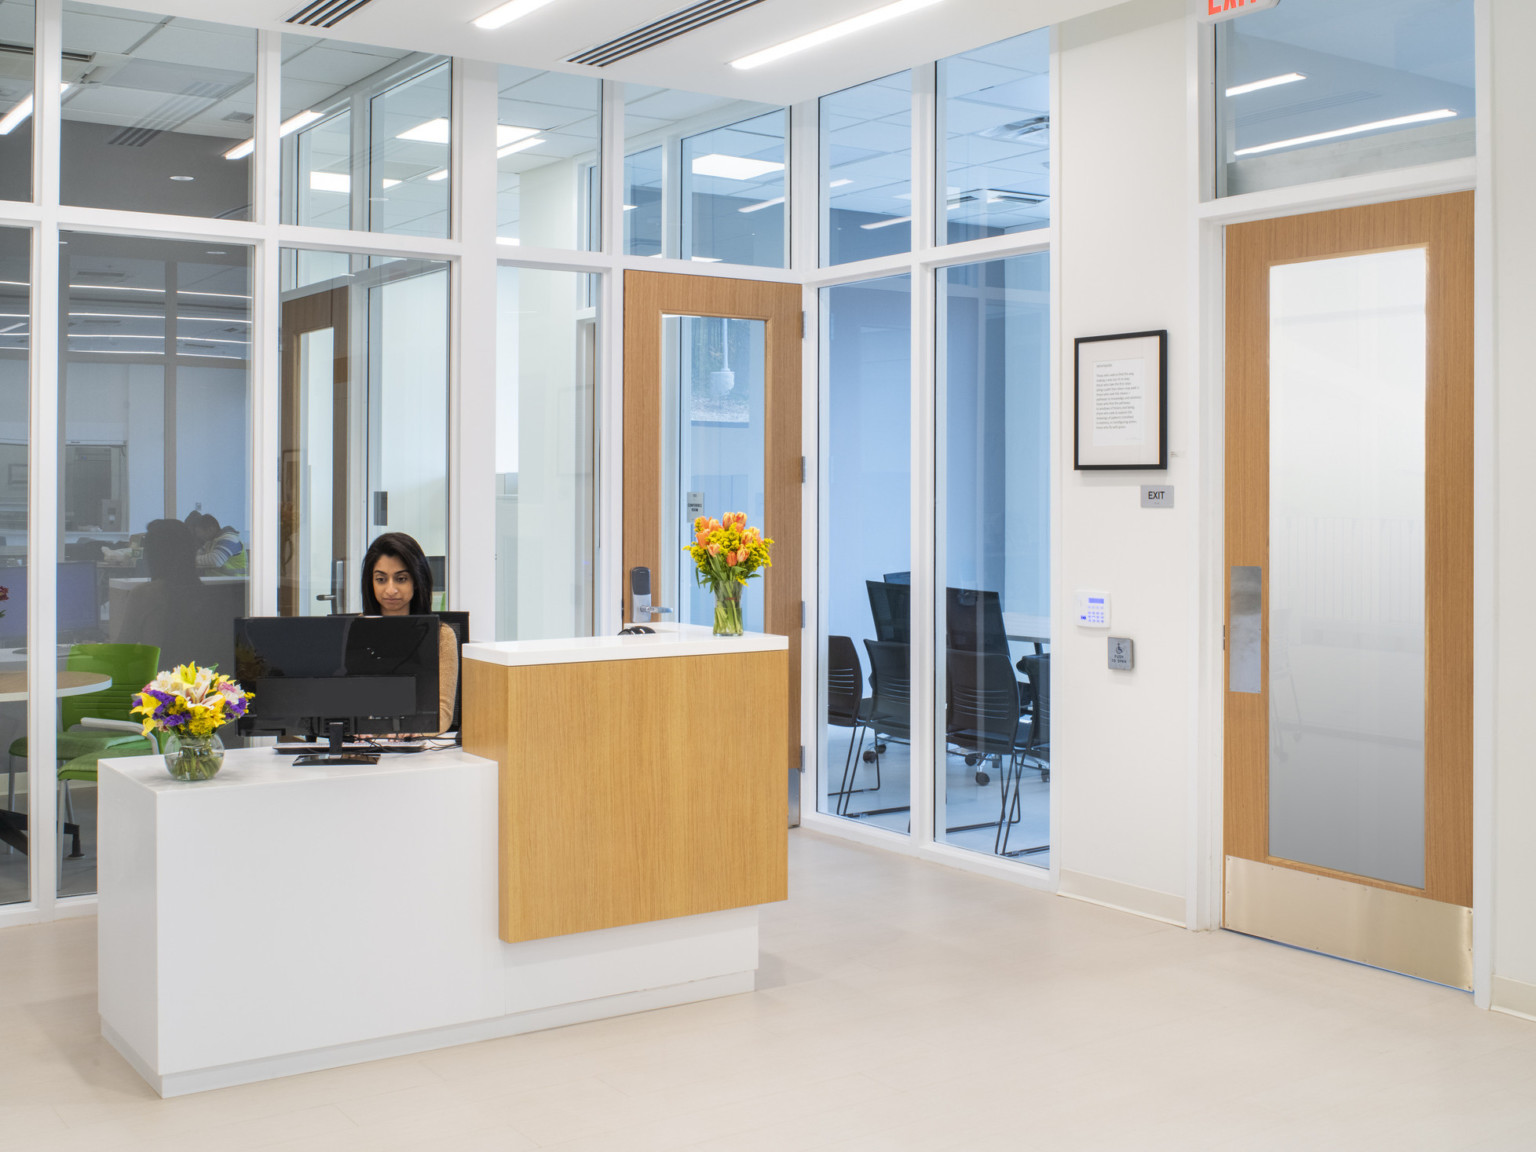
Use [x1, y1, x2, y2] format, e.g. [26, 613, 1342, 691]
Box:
[163, 731, 225, 781]
[713, 582, 745, 637]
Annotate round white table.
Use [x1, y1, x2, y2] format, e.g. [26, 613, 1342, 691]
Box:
[0, 670, 112, 704]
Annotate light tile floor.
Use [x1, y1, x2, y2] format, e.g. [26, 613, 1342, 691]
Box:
[3, 831, 1536, 1150]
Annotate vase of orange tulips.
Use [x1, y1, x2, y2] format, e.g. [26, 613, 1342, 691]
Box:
[684, 512, 773, 636]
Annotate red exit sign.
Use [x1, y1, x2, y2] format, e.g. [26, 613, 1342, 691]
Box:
[1197, 0, 1281, 21]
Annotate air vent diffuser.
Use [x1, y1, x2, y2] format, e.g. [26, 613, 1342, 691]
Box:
[285, 0, 379, 28]
[569, 0, 766, 67]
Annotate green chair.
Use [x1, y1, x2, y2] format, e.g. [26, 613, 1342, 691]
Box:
[6, 644, 161, 810]
[56, 730, 163, 862]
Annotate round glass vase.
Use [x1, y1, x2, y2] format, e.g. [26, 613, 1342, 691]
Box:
[712, 582, 745, 637]
[163, 731, 225, 781]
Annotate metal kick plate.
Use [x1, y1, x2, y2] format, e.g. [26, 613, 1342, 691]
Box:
[1224, 856, 1473, 990]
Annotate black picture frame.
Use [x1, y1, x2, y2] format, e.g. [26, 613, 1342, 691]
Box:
[1073, 329, 1168, 470]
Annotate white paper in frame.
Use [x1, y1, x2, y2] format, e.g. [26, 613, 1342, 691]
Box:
[1073, 330, 1168, 470]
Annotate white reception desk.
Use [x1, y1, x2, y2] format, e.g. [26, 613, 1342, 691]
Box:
[98, 626, 789, 1097]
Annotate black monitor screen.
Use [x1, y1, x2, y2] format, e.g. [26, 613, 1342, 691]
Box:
[234, 614, 441, 739]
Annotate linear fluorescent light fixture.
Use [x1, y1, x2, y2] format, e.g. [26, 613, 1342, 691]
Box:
[739, 195, 784, 214]
[860, 215, 910, 230]
[1225, 72, 1305, 97]
[691, 154, 784, 180]
[829, 179, 853, 188]
[426, 168, 449, 181]
[309, 171, 351, 193]
[472, 0, 558, 30]
[499, 124, 537, 147]
[0, 84, 72, 136]
[496, 236, 521, 245]
[1233, 109, 1457, 156]
[398, 117, 450, 144]
[732, 0, 941, 70]
[224, 109, 323, 160]
[497, 136, 545, 158]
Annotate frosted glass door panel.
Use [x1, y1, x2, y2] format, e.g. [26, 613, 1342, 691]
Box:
[1268, 248, 1427, 888]
[661, 315, 766, 633]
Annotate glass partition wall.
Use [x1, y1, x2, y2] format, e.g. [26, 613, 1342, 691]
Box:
[0, 228, 27, 905]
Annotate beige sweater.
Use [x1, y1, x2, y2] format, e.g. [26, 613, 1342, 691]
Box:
[437, 622, 459, 734]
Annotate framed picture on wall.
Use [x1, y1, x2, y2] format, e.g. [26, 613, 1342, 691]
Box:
[1073, 329, 1168, 470]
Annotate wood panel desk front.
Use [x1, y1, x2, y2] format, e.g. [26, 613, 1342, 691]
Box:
[461, 626, 789, 944]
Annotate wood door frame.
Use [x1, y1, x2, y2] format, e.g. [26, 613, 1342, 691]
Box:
[279, 287, 350, 618]
[622, 271, 802, 773]
[1223, 192, 1474, 908]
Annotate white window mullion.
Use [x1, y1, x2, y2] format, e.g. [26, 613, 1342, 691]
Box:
[909, 62, 939, 850]
[28, 0, 63, 913]
[249, 29, 283, 620]
[596, 81, 626, 635]
[455, 58, 499, 637]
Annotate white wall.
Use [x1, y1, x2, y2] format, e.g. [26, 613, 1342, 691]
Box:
[1488, 0, 1536, 1017]
[1054, 0, 1194, 919]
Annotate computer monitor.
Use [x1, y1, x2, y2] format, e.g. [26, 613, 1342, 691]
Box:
[0, 561, 99, 646]
[234, 615, 441, 764]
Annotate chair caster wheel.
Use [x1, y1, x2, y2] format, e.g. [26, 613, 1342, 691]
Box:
[975, 771, 990, 786]
[862, 750, 878, 764]
[964, 753, 981, 767]
[1040, 769, 1050, 783]
[875, 743, 887, 755]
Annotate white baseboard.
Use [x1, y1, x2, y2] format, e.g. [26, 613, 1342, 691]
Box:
[1059, 869, 1186, 927]
[1490, 975, 1536, 1023]
[106, 969, 756, 1098]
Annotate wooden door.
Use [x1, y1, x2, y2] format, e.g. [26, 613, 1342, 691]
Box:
[622, 271, 802, 773]
[279, 287, 349, 617]
[1223, 193, 1473, 986]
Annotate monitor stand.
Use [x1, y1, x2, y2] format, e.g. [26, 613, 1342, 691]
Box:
[293, 721, 381, 768]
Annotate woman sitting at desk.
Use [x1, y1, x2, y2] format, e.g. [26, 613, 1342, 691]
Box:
[360, 532, 457, 735]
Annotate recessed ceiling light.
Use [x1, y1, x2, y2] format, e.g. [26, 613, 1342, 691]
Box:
[497, 136, 545, 158]
[691, 154, 784, 180]
[309, 171, 351, 193]
[732, 0, 942, 70]
[496, 236, 521, 245]
[623, 204, 637, 211]
[739, 195, 784, 214]
[473, 0, 559, 30]
[829, 179, 853, 188]
[206, 250, 226, 255]
[169, 175, 194, 182]
[1233, 109, 1456, 156]
[426, 169, 449, 181]
[398, 117, 451, 144]
[1225, 72, 1306, 97]
[498, 124, 537, 147]
[224, 109, 322, 160]
[382, 178, 401, 189]
[860, 215, 911, 230]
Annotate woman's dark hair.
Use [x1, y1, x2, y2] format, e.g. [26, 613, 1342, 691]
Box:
[144, 518, 198, 583]
[360, 532, 433, 615]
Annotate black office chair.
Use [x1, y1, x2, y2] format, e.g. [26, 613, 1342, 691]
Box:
[945, 587, 1010, 656]
[436, 610, 470, 738]
[866, 580, 911, 644]
[853, 639, 913, 822]
[945, 649, 1044, 857]
[827, 636, 875, 816]
[882, 571, 910, 584]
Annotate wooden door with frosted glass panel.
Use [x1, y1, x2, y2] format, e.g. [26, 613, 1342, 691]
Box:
[1223, 193, 1472, 986]
[622, 271, 802, 774]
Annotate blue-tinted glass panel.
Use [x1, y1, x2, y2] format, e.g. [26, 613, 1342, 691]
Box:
[936, 253, 1051, 867]
[624, 146, 663, 257]
[939, 28, 1050, 243]
[0, 227, 27, 906]
[0, 0, 36, 204]
[822, 72, 911, 266]
[819, 275, 911, 835]
[681, 110, 787, 267]
[496, 66, 601, 250]
[1217, 0, 1474, 197]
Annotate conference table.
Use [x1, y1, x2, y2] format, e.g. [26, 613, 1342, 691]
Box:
[0, 671, 111, 852]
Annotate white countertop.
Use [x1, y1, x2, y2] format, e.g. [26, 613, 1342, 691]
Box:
[463, 623, 788, 667]
[105, 745, 490, 795]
